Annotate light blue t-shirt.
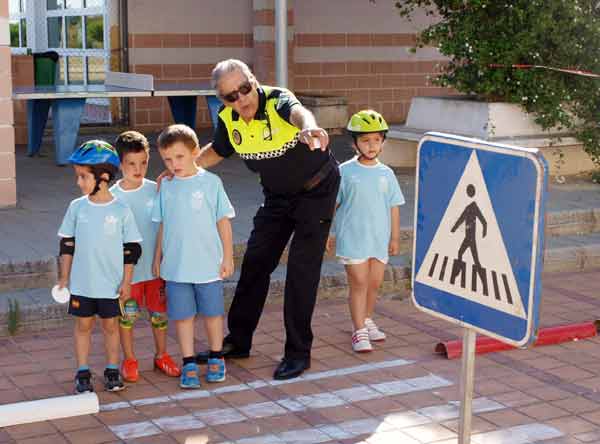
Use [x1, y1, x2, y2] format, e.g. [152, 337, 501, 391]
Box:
[110, 179, 159, 284]
[152, 168, 235, 284]
[334, 157, 405, 261]
[58, 196, 143, 299]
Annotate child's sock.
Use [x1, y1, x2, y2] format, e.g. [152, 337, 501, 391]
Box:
[77, 365, 90, 372]
[183, 356, 195, 366]
[106, 364, 119, 371]
[209, 350, 223, 359]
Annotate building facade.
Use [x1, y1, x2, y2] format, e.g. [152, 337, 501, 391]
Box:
[4, 0, 447, 206]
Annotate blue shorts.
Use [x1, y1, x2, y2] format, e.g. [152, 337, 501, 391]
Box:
[165, 281, 225, 320]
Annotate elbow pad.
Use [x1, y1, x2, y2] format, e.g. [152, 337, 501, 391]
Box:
[123, 242, 142, 264]
[59, 237, 75, 256]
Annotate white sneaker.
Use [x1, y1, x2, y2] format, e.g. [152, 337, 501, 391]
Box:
[365, 318, 386, 342]
[352, 328, 373, 353]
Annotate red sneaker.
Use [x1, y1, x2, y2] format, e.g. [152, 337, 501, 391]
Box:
[121, 358, 139, 383]
[154, 353, 181, 377]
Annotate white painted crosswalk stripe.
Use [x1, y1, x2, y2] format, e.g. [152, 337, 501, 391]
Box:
[109, 373, 455, 439]
[100, 358, 414, 412]
[212, 421, 563, 444]
[108, 373, 486, 440]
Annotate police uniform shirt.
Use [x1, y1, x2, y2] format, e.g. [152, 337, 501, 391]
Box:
[334, 157, 405, 262]
[110, 179, 158, 284]
[58, 196, 143, 299]
[212, 86, 329, 196]
[151, 168, 235, 284]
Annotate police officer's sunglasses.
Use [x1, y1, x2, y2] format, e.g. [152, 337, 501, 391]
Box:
[220, 81, 253, 103]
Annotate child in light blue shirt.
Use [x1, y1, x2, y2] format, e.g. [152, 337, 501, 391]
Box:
[56, 140, 142, 393]
[111, 131, 181, 384]
[327, 110, 405, 353]
[153, 124, 235, 389]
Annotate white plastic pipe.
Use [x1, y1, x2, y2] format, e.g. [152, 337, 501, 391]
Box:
[0, 392, 99, 427]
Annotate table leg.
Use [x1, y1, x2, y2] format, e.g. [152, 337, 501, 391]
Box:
[26, 99, 52, 157]
[205, 95, 221, 130]
[167, 96, 197, 130]
[51, 98, 86, 165]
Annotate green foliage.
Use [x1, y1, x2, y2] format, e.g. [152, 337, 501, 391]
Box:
[395, 0, 600, 164]
[7, 299, 20, 336]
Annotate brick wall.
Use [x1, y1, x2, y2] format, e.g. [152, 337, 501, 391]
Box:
[123, 0, 450, 131]
[294, 35, 448, 123]
[129, 32, 253, 133]
[11, 54, 33, 145]
[0, 0, 16, 207]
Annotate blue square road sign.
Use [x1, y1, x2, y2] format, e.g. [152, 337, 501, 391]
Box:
[411, 132, 548, 347]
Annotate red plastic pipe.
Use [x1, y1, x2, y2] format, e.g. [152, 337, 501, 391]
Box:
[436, 321, 598, 359]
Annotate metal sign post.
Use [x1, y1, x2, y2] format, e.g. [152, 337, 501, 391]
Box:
[458, 328, 476, 444]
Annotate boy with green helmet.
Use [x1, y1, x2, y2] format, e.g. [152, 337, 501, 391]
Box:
[56, 140, 143, 393]
[328, 110, 405, 353]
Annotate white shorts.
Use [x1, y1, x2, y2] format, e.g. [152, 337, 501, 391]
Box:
[337, 256, 388, 265]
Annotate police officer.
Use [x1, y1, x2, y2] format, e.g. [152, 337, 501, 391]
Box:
[196, 59, 340, 380]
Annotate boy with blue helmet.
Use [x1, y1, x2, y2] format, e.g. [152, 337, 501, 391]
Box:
[327, 110, 405, 353]
[56, 140, 143, 393]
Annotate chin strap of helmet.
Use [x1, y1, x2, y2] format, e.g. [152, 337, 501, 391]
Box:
[90, 170, 111, 196]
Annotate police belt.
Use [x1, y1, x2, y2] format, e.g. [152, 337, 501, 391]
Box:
[303, 156, 338, 191]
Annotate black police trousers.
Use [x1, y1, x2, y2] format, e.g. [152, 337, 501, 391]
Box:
[225, 168, 340, 360]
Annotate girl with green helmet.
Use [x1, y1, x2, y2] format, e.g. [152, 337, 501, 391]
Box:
[328, 110, 405, 353]
[346, 109, 389, 161]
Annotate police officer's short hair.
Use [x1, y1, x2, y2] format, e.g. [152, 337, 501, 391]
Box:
[157, 124, 199, 151]
[211, 59, 256, 90]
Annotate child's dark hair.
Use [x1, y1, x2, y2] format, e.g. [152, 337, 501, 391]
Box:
[114, 130, 150, 160]
[157, 124, 199, 151]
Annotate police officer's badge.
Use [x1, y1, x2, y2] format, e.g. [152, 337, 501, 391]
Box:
[263, 125, 272, 141]
[232, 129, 242, 145]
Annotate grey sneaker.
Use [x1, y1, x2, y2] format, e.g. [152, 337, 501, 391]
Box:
[104, 368, 125, 392]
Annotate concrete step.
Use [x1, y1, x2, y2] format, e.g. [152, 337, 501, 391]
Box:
[544, 232, 600, 273]
[0, 256, 57, 293]
[0, 254, 412, 336]
[1, 206, 598, 294]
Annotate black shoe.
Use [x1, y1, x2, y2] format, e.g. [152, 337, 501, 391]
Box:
[104, 368, 125, 392]
[273, 357, 310, 380]
[75, 369, 94, 393]
[196, 341, 250, 363]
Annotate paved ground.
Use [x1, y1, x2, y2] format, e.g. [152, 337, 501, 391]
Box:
[1, 269, 600, 443]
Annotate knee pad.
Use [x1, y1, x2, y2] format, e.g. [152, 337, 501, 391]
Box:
[150, 312, 168, 330]
[119, 299, 139, 329]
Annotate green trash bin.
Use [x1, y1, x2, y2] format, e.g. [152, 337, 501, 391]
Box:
[33, 51, 59, 86]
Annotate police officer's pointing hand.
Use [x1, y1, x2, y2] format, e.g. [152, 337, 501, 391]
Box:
[298, 127, 329, 151]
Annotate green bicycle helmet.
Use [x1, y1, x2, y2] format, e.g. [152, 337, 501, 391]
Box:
[346, 109, 389, 134]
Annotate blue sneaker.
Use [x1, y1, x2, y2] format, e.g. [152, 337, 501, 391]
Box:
[206, 357, 226, 383]
[180, 363, 201, 389]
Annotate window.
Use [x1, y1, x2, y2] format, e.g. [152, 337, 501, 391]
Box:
[45, 0, 108, 86]
[9, 0, 27, 50]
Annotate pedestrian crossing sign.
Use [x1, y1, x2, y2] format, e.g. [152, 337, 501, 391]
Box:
[412, 132, 548, 347]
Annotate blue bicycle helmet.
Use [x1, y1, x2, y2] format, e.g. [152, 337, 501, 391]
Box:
[69, 140, 120, 196]
[68, 140, 120, 168]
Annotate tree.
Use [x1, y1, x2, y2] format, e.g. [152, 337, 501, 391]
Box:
[395, 0, 600, 164]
